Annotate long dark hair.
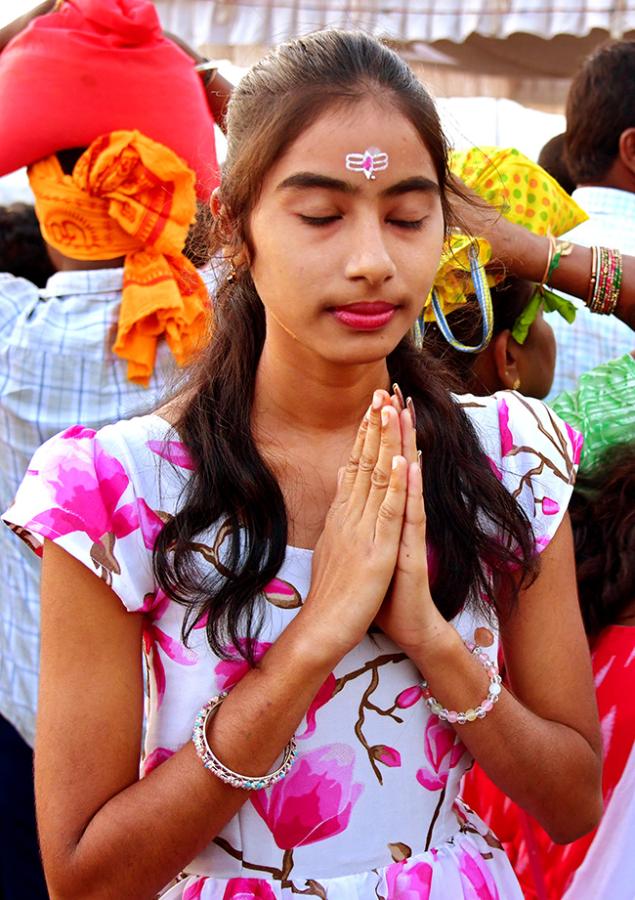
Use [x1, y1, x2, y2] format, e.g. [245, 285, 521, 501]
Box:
[570, 445, 635, 638]
[153, 31, 538, 660]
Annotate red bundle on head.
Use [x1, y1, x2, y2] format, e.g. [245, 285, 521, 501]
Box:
[0, 0, 219, 199]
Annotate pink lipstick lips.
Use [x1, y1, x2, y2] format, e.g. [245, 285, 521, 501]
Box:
[331, 301, 397, 331]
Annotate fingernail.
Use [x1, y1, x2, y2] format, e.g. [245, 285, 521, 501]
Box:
[381, 407, 390, 427]
[392, 383, 405, 410]
[407, 397, 417, 428]
[372, 391, 383, 411]
[392, 455, 399, 470]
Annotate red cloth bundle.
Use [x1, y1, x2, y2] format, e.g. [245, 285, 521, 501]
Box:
[0, 0, 219, 199]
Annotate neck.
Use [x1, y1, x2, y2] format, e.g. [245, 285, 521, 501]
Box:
[253, 339, 391, 438]
[578, 158, 635, 194]
[45, 243, 125, 272]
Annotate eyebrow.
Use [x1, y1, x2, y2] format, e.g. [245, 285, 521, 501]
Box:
[276, 172, 440, 198]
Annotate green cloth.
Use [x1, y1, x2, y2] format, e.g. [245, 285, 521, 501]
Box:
[551, 353, 635, 475]
[511, 287, 577, 345]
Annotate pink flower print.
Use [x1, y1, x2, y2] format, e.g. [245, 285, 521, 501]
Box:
[28, 434, 138, 582]
[416, 718, 466, 791]
[497, 397, 514, 457]
[297, 673, 337, 740]
[183, 879, 206, 900]
[565, 422, 584, 467]
[540, 497, 560, 515]
[251, 743, 363, 849]
[457, 843, 500, 899]
[486, 456, 503, 481]
[263, 577, 302, 609]
[222, 879, 277, 899]
[214, 641, 273, 692]
[136, 498, 166, 550]
[139, 589, 170, 620]
[385, 858, 433, 898]
[370, 744, 402, 768]
[61, 425, 97, 440]
[142, 746, 174, 776]
[143, 619, 197, 707]
[396, 685, 423, 709]
[147, 439, 195, 470]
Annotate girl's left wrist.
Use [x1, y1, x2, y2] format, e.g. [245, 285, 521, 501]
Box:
[397, 615, 462, 664]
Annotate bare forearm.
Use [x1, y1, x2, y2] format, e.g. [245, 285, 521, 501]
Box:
[44, 619, 334, 900]
[409, 628, 602, 842]
[454, 188, 635, 330]
[203, 72, 233, 132]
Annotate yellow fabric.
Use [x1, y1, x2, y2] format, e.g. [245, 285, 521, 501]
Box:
[28, 130, 210, 386]
[423, 146, 588, 320]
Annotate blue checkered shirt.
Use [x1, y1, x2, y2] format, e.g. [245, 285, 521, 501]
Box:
[546, 187, 635, 399]
[0, 267, 214, 745]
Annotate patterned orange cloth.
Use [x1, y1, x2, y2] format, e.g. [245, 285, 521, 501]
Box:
[28, 130, 211, 386]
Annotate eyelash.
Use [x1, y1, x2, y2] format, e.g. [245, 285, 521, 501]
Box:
[299, 215, 426, 230]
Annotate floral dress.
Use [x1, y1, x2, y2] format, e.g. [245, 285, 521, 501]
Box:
[3, 391, 582, 900]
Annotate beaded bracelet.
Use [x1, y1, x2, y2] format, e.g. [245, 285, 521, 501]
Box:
[421, 641, 502, 724]
[192, 692, 298, 790]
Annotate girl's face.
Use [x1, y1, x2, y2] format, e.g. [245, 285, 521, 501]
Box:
[248, 98, 445, 366]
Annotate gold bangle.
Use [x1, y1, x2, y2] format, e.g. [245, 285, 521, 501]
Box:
[586, 246, 599, 307]
[540, 234, 556, 285]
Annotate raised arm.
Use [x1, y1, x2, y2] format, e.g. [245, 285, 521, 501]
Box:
[0, 0, 56, 51]
[452, 185, 635, 331]
[164, 31, 233, 133]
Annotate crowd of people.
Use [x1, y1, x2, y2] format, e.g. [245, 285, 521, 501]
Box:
[0, 2, 632, 899]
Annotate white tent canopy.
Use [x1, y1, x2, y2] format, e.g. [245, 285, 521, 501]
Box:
[155, 0, 635, 45]
[154, 0, 635, 108]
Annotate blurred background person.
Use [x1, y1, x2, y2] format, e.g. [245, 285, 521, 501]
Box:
[463, 444, 635, 900]
[0, 203, 54, 287]
[0, 2, 226, 896]
[548, 40, 635, 396]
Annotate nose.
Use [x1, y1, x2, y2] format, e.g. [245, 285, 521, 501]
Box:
[344, 216, 397, 286]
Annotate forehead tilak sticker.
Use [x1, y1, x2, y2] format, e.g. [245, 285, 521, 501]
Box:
[345, 147, 389, 180]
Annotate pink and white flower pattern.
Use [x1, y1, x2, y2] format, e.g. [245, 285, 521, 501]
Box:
[3, 392, 579, 899]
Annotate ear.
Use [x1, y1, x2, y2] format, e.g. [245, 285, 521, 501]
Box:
[210, 187, 222, 219]
[491, 329, 520, 390]
[210, 189, 251, 269]
[618, 127, 635, 176]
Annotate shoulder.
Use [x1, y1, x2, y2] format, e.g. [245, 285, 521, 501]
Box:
[0, 273, 39, 325]
[457, 391, 582, 546]
[15, 414, 192, 530]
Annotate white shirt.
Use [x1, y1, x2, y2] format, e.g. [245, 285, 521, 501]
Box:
[0, 266, 214, 746]
[547, 187, 635, 399]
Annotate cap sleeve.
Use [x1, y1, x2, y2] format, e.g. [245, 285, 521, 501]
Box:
[487, 391, 583, 553]
[2, 424, 154, 612]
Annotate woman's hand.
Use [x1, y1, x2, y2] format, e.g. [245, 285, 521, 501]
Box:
[373, 388, 453, 655]
[299, 390, 409, 660]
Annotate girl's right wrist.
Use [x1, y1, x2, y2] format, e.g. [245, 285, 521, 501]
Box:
[278, 604, 352, 674]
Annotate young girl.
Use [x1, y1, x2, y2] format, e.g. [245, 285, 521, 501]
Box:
[4, 31, 603, 900]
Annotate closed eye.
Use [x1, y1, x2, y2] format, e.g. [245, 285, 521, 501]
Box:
[299, 215, 341, 226]
[389, 218, 426, 230]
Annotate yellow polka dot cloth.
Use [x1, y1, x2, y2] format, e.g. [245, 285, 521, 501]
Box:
[424, 146, 588, 320]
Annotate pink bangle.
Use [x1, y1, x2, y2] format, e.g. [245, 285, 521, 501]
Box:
[420, 640, 502, 724]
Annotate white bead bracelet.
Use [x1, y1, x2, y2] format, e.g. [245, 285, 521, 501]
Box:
[420, 640, 502, 724]
[192, 692, 298, 790]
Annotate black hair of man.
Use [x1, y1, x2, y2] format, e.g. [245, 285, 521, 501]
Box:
[565, 40, 635, 186]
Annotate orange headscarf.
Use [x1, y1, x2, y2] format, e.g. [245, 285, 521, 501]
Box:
[28, 130, 211, 385]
